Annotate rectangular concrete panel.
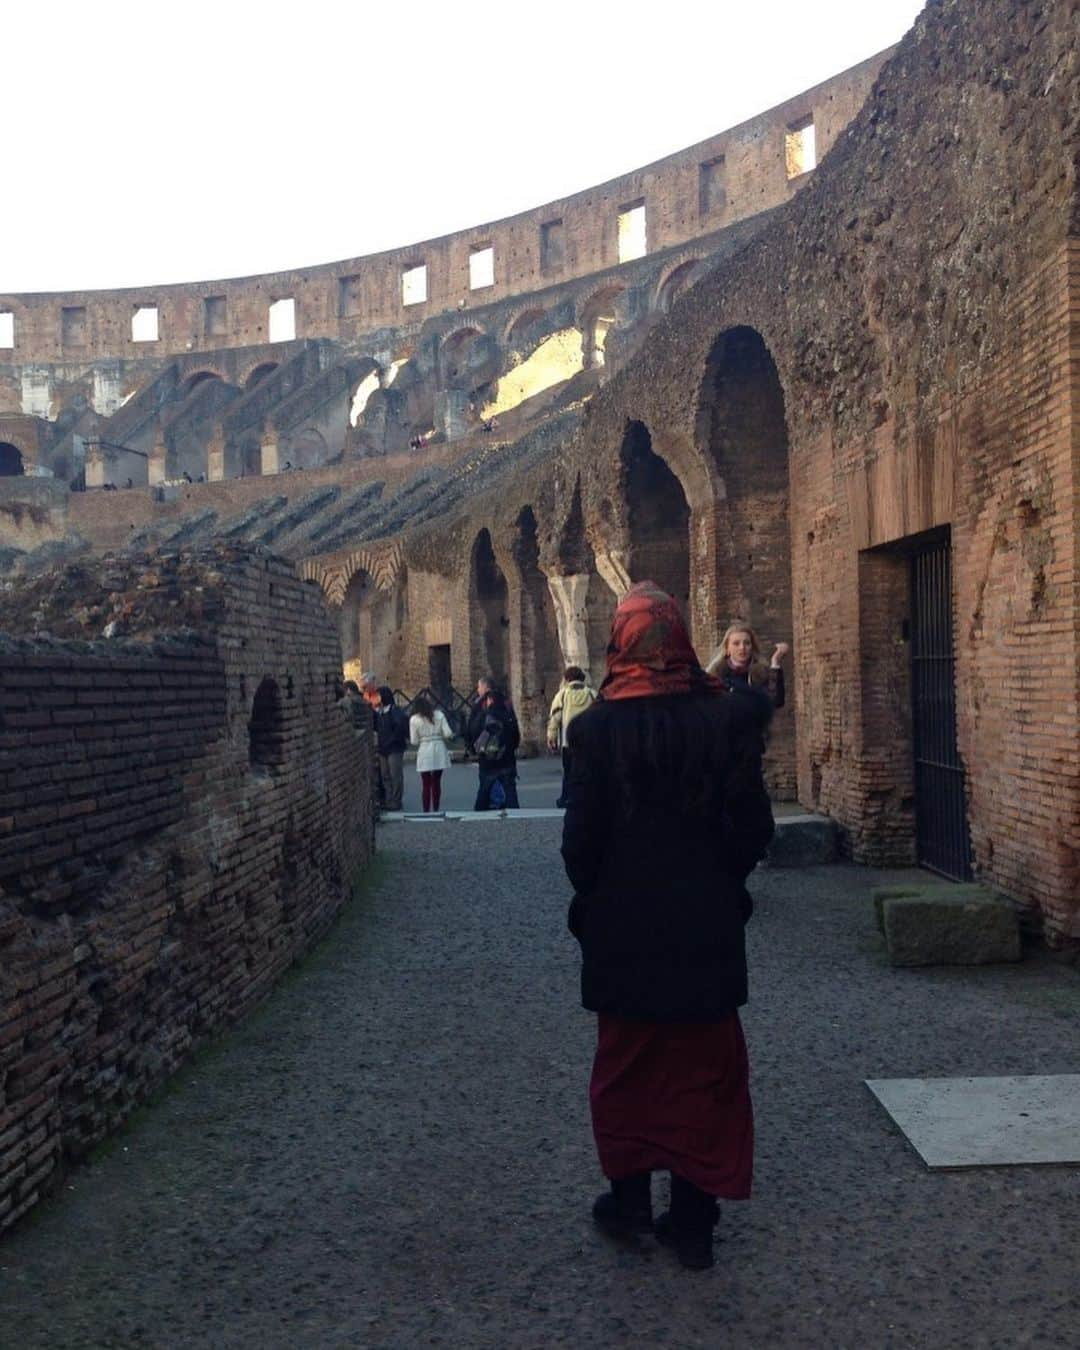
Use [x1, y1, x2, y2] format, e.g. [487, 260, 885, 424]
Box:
[866, 1076, 1080, 1168]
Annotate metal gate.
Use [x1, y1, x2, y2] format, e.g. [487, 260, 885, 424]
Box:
[911, 536, 972, 879]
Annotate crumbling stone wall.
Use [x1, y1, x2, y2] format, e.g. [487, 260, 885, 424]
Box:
[0, 547, 374, 1231]
[334, 0, 1077, 939]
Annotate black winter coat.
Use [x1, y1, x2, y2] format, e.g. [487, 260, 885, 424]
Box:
[561, 692, 774, 1022]
[466, 696, 520, 772]
[376, 705, 409, 755]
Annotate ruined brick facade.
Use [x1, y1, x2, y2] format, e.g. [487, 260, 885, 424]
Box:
[2, 0, 1079, 952]
[0, 549, 374, 1231]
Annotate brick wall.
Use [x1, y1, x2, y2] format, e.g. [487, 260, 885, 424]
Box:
[0, 547, 374, 1231]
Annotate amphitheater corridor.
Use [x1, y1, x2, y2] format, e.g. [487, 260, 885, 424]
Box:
[1, 817, 1078, 1349]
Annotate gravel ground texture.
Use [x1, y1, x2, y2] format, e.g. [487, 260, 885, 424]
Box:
[1, 820, 1078, 1350]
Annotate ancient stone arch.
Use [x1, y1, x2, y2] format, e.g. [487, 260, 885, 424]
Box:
[242, 361, 279, 391]
[505, 504, 562, 738]
[301, 541, 404, 607]
[182, 369, 225, 395]
[468, 527, 511, 688]
[696, 322, 795, 795]
[653, 257, 706, 314]
[504, 306, 548, 346]
[335, 552, 410, 687]
[578, 285, 626, 369]
[619, 420, 692, 617]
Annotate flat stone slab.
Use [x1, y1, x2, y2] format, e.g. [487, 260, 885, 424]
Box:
[876, 885, 1021, 966]
[764, 814, 837, 867]
[866, 1075, 1080, 1168]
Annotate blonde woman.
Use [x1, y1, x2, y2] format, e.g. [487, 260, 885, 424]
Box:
[707, 624, 788, 709]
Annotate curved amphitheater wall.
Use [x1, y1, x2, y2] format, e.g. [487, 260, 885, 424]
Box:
[0, 54, 886, 368]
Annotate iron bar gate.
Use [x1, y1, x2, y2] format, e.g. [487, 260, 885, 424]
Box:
[910, 536, 972, 879]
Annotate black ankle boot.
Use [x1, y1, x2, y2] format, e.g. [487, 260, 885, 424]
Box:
[592, 1172, 653, 1238]
[655, 1174, 719, 1270]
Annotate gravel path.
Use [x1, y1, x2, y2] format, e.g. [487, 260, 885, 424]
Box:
[2, 821, 1078, 1349]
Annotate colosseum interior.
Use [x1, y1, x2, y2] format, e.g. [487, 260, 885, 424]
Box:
[2, 0, 1079, 1231]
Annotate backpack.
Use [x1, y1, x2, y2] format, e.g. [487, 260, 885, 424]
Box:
[475, 710, 506, 762]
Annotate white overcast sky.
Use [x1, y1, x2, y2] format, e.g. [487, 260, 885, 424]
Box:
[3, 0, 926, 293]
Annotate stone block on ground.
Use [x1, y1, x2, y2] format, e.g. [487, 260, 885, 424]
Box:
[765, 814, 837, 867]
[871, 882, 990, 935]
[879, 886, 1021, 967]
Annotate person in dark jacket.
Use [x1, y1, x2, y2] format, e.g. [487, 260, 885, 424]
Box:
[561, 581, 774, 1271]
[466, 676, 521, 811]
[375, 687, 409, 811]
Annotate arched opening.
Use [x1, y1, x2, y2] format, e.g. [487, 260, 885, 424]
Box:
[505, 307, 548, 349]
[513, 506, 562, 737]
[621, 421, 691, 615]
[339, 567, 406, 689]
[350, 365, 383, 426]
[0, 443, 25, 476]
[581, 285, 625, 369]
[441, 327, 485, 386]
[245, 362, 279, 391]
[655, 259, 705, 314]
[249, 677, 284, 771]
[470, 529, 510, 687]
[183, 371, 222, 397]
[698, 325, 794, 796]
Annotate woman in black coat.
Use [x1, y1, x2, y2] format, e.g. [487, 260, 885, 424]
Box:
[561, 581, 774, 1270]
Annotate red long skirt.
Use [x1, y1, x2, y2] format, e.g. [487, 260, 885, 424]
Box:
[590, 1011, 753, 1199]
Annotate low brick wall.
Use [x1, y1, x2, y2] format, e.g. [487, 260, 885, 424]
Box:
[0, 548, 375, 1231]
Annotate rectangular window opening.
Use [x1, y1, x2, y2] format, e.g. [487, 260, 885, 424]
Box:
[699, 156, 727, 218]
[617, 201, 647, 263]
[540, 219, 564, 275]
[204, 295, 227, 337]
[785, 117, 817, 179]
[339, 275, 362, 318]
[132, 305, 159, 343]
[0, 312, 13, 349]
[469, 245, 494, 291]
[62, 306, 87, 347]
[402, 263, 427, 307]
[268, 297, 296, 343]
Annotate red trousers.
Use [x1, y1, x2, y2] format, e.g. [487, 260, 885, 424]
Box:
[420, 770, 443, 812]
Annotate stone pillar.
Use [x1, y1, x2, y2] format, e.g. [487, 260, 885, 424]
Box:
[594, 549, 632, 600]
[148, 426, 167, 486]
[84, 442, 107, 489]
[207, 425, 225, 482]
[260, 423, 280, 476]
[545, 573, 591, 673]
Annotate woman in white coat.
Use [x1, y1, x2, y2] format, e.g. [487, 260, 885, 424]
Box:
[409, 695, 454, 812]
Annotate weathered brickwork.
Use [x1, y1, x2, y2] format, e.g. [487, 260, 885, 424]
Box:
[0, 549, 374, 1231]
[3, 0, 1078, 947]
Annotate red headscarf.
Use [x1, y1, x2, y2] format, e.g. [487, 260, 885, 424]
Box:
[599, 581, 726, 701]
